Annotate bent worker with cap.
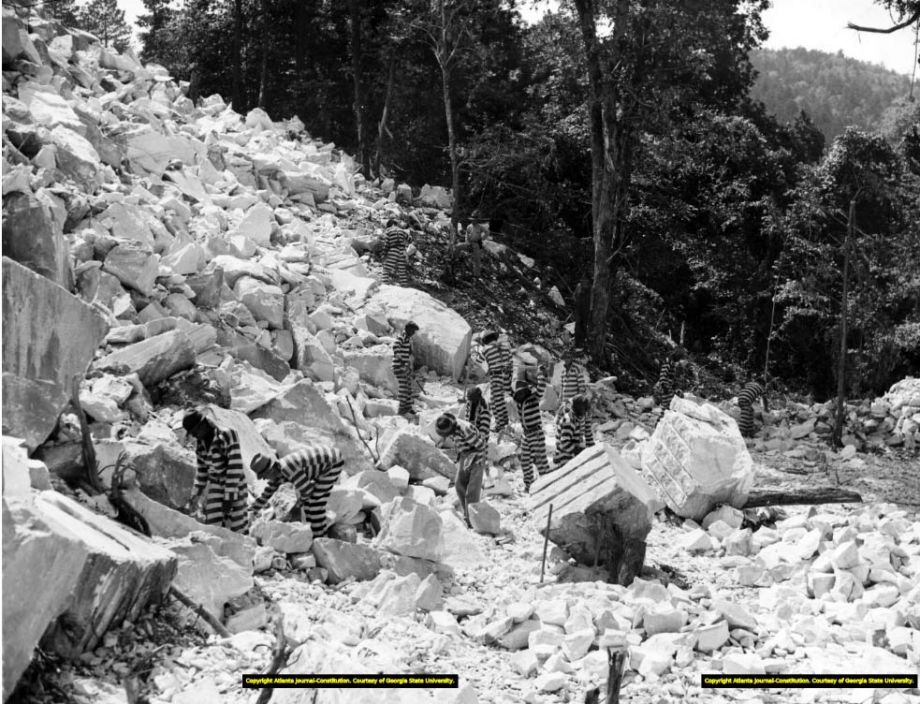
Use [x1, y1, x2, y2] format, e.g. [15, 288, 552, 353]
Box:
[250, 445, 345, 538]
[554, 393, 594, 468]
[435, 412, 487, 528]
[182, 408, 249, 533]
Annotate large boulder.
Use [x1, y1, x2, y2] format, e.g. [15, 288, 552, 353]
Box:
[377, 427, 456, 482]
[116, 442, 198, 511]
[312, 538, 383, 585]
[256, 418, 375, 478]
[341, 345, 398, 394]
[366, 286, 472, 380]
[126, 130, 204, 176]
[102, 242, 160, 296]
[2, 258, 108, 451]
[3, 490, 176, 696]
[2, 191, 71, 287]
[530, 444, 661, 585]
[374, 497, 443, 562]
[640, 398, 755, 520]
[168, 536, 253, 622]
[234, 276, 284, 329]
[94, 329, 196, 388]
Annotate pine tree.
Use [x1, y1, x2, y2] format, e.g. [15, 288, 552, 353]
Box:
[45, 0, 80, 26]
[77, 0, 133, 52]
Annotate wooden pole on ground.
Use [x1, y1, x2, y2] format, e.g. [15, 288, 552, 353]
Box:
[605, 649, 627, 703]
[540, 504, 553, 584]
[168, 585, 231, 638]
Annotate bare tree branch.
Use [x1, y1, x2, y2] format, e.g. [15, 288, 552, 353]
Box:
[847, 9, 920, 34]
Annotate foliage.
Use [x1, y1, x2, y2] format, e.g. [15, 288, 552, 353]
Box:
[750, 48, 911, 142]
[76, 0, 132, 51]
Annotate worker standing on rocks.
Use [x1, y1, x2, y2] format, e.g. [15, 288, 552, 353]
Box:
[465, 386, 492, 437]
[393, 321, 419, 417]
[435, 413, 487, 528]
[249, 447, 345, 538]
[383, 218, 411, 286]
[480, 330, 513, 435]
[738, 377, 766, 438]
[513, 368, 550, 492]
[561, 348, 592, 444]
[554, 394, 594, 468]
[654, 348, 684, 411]
[182, 409, 249, 533]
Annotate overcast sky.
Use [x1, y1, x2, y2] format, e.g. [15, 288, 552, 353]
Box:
[116, 0, 916, 75]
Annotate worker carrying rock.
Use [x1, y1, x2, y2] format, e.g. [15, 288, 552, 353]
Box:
[434, 412, 487, 528]
[249, 446, 345, 538]
[182, 408, 249, 533]
[393, 320, 419, 418]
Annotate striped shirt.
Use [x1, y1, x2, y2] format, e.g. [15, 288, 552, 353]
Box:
[466, 396, 491, 437]
[482, 340, 512, 375]
[516, 370, 547, 432]
[555, 399, 594, 460]
[193, 428, 246, 500]
[738, 382, 764, 407]
[384, 227, 410, 253]
[393, 332, 412, 373]
[251, 446, 344, 511]
[561, 361, 587, 403]
[452, 418, 488, 462]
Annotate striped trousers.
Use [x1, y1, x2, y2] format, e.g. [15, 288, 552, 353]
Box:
[384, 248, 408, 286]
[201, 484, 249, 533]
[739, 401, 755, 438]
[520, 427, 550, 490]
[490, 368, 511, 431]
[397, 369, 414, 415]
[302, 457, 345, 537]
[455, 454, 485, 525]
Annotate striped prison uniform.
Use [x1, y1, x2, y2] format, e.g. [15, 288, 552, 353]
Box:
[554, 399, 595, 468]
[482, 340, 513, 432]
[193, 427, 249, 533]
[654, 361, 676, 410]
[393, 331, 414, 415]
[251, 446, 345, 537]
[515, 370, 550, 491]
[452, 418, 488, 523]
[561, 361, 591, 443]
[738, 382, 765, 438]
[466, 395, 492, 438]
[383, 227, 411, 286]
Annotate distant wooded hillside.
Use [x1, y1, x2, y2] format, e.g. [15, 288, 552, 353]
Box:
[750, 47, 912, 140]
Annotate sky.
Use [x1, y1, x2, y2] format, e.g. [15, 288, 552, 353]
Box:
[115, 0, 917, 76]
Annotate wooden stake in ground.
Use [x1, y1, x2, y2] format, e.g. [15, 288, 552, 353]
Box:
[605, 649, 628, 704]
[540, 504, 553, 584]
[168, 585, 231, 638]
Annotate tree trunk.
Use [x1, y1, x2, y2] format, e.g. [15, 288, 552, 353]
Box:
[257, 0, 269, 109]
[349, 0, 368, 176]
[232, 0, 243, 110]
[442, 60, 459, 249]
[375, 58, 396, 178]
[833, 199, 856, 447]
[743, 486, 862, 508]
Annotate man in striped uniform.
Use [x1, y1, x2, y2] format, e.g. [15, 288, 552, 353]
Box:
[554, 394, 594, 468]
[383, 219, 411, 286]
[435, 413, 487, 528]
[465, 386, 491, 438]
[250, 446, 345, 538]
[654, 349, 684, 410]
[183, 409, 249, 533]
[513, 370, 550, 492]
[737, 378, 766, 438]
[561, 349, 592, 442]
[480, 330, 513, 434]
[393, 321, 418, 417]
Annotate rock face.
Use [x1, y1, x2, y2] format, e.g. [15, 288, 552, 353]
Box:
[377, 427, 457, 482]
[375, 497, 443, 562]
[312, 538, 383, 584]
[118, 442, 198, 511]
[1, 191, 71, 287]
[530, 444, 660, 584]
[341, 346, 398, 393]
[169, 537, 253, 621]
[3, 491, 177, 698]
[641, 398, 755, 520]
[2, 257, 108, 450]
[366, 285, 472, 380]
[95, 330, 196, 388]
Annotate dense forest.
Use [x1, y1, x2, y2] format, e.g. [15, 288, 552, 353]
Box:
[53, 0, 920, 399]
[750, 47, 912, 141]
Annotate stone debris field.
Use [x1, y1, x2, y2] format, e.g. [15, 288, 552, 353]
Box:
[2, 8, 919, 704]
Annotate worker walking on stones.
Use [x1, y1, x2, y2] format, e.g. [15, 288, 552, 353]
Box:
[513, 369, 550, 492]
[738, 378, 766, 438]
[465, 386, 492, 438]
[554, 394, 594, 468]
[654, 348, 684, 410]
[383, 219, 411, 286]
[393, 321, 419, 417]
[435, 413, 487, 528]
[561, 348, 588, 404]
[183, 409, 249, 533]
[249, 446, 345, 538]
[480, 330, 513, 434]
